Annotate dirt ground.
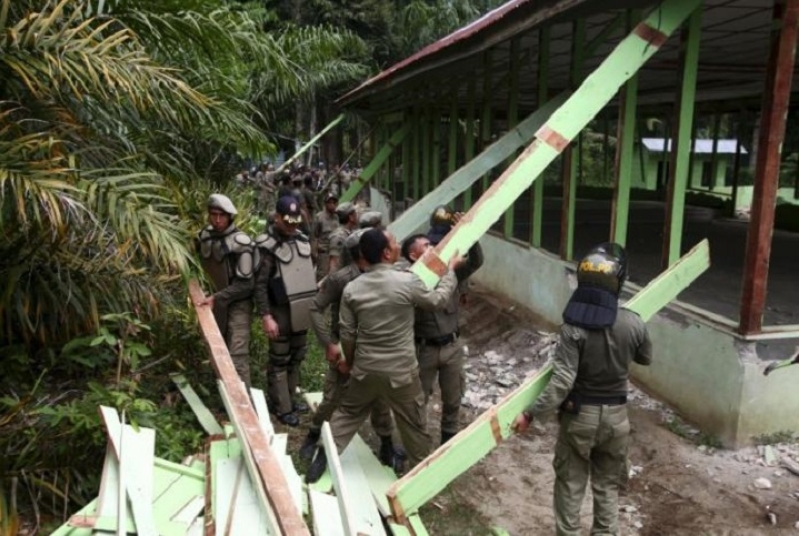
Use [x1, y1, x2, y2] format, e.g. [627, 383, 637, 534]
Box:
[415, 289, 799, 536]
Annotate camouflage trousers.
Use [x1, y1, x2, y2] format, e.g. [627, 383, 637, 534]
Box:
[310, 363, 393, 437]
[553, 404, 630, 536]
[417, 341, 465, 436]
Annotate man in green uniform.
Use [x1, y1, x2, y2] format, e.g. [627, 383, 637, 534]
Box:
[326, 201, 358, 274]
[306, 229, 465, 480]
[254, 196, 318, 426]
[358, 210, 383, 229]
[197, 194, 256, 386]
[401, 207, 484, 445]
[311, 192, 340, 281]
[302, 230, 400, 480]
[513, 242, 652, 536]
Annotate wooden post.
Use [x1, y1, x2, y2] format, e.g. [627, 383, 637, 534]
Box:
[464, 78, 477, 208]
[532, 26, 551, 248]
[740, 0, 799, 334]
[481, 49, 494, 194]
[730, 111, 745, 216]
[504, 36, 521, 239]
[662, 7, 701, 268]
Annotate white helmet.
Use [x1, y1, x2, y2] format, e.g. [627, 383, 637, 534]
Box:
[207, 194, 238, 216]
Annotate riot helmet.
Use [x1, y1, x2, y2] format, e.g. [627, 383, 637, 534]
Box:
[576, 242, 628, 295]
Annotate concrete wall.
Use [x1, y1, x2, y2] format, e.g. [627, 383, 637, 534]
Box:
[471, 232, 799, 446]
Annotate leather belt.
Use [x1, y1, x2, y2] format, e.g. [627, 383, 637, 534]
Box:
[581, 395, 627, 406]
[415, 332, 459, 347]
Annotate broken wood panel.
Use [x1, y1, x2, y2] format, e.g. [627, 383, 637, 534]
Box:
[172, 373, 224, 435]
[98, 406, 157, 536]
[53, 499, 97, 536]
[410, 0, 702, 289]
[217, 381, 283, 535]
[303, 392, 323, 413]
[338, 443, 387, 535]
[321, 421, 355, 536]
[388, 94, 567, 242]
[215, 457, 273, 536]
[309, 490, 345, 536]
[388, 238, 710, 521]
[190, 279, 309, 535]
[250, 388, 275, 440]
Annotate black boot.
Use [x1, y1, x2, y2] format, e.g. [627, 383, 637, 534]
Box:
[299, 429, 320, 462]
[277, 411, 299, 427]
[379, 435, 406, 475]
[293, 400, 310, 414]
[305, 448, 328, 484]
[441, 430, 456, 445]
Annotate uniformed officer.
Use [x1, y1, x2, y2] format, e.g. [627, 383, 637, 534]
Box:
[326, 201, 358, 274]
[254, 196, 318, 426]
[307, 229, 465, 480]
[513, 242, 652, 536]
[311, 193, 340, 281]
[358, 210, 383, 229]
[197, 194, 256, 386]
[302, 229, 399, 480]
[402, 206, 484, 445]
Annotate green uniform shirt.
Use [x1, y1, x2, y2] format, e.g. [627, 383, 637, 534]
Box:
[339, 263, 458, 387]
[312, 210, 339, 253]
[328, 226, 353, 266]
[528, 309, 652, 417]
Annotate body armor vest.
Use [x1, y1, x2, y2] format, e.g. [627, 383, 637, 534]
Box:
[257, 230, 316, 332]
[198, 226, 235, 291]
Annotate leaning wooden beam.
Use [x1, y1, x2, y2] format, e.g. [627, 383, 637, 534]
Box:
[410, 0, 701, 288]
[387, 239, 711, 522]
[276, 114, 345, 174]
[189, 280, 310, 536]
[339, 123, 411, 203]
[171, 373, 224, 435]
[389, 93, 567, 241]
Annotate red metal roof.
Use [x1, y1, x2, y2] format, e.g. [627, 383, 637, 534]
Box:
[337, 0, 537, 106]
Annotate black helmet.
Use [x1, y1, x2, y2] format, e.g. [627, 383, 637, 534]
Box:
[430, 205, 455, 227]
[576, 242, 628, 294]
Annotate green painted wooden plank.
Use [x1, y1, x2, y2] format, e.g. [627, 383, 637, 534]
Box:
[663, 8, 701, 266]
[410, 0, 702, 289]
[342, 435, 396, 516]
[309, 490, 345, 536]
[250, 387, 275, 440]
[217, 381, 282, 535]
[386, 522, 412, 536]
[624, 239, 709, 321]
[532, 26, 551, 248]
[98, 406, 157, 536]
[171, 373, 224, 435]
[276, 114, 344, 174]
[52, 499, 97, 536]
[321, 422, 355, 536]
[153, 457, 204, 480]
[389, 94, 566, 242]
[340, 123, 411, 203]
[406, 513, 429, 536]
[338, 441, 387, 535]
[387, 239, 710, 521]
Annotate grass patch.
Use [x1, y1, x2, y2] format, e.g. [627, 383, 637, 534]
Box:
[665, 416, 695, 440]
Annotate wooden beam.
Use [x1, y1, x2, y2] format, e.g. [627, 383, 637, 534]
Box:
[464, 78, 477, 208]
[504, 36, 522, 239]
[387, 238, 711, 522]
[389, 94, 567, 242]
[531, 26, 551, 248]
[171, 374, 223, 436]
[340, 123, 411, 203]
[276, 114, 344, 174]
[189, 280, 310, 536]
[739, 0, 799, 334]
[661, 8, 701, 268]
[410, 0, 702, 289]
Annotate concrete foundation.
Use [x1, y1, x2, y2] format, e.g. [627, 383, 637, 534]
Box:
[472, 232, 799, 446]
